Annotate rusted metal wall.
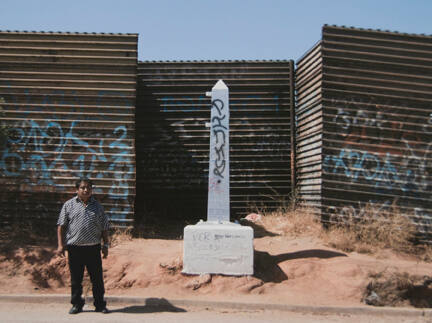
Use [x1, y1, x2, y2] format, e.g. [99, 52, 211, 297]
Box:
[298, 25, 432, 237]
[295, 42, 323, 209]
[0, 31, 138, 228]
[136, 61, 295, 226]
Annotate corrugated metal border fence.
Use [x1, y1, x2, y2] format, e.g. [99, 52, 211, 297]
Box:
[1, 26, 430, 239]
[0, 31, 138, 229]
[295, 41, 323, 210]
[296, 25, 432, 238]
[136, 61, 295, 228]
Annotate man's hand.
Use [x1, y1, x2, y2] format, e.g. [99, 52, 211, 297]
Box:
[101, 230, 109, 259]
[56, 245, 65, 257]
[56, 226, 65, 257]
[102, 245, 109, 259]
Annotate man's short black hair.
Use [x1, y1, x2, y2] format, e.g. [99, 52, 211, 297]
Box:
[75, 177, 93, 189]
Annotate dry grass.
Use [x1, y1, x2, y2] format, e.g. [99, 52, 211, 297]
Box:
[110, 227, 133, 247]
[321, 204, 432, 261]
[258, 207, 323, 238]
[322, 205, 418, 255]
[414, 244, 432, 263]
[247, 187, 323, 238]
[252, 201, 432, 261]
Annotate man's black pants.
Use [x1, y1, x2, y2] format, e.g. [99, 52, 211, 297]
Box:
[67, 244, 106, 309]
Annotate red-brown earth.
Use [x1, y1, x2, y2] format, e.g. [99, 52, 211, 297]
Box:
[1, 233, 430, 308]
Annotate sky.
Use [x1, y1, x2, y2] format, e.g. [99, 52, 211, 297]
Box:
[0, 0, 431, 62]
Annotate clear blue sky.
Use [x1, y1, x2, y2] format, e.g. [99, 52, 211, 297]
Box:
[0, 0, 430, 62]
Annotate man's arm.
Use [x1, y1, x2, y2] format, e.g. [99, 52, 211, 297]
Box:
[56, 225, 66, 256]
[101, 230, 109, 259]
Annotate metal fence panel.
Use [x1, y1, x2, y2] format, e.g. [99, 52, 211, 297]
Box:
[295, 42, 323, 209]
[136, 60, 294, 226]
[310, 25, 432, 237]
[0, 31, 138, 228]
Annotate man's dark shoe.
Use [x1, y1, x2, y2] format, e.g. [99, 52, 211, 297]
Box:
[69, 305, 82, 314]
[95, 307, 110, 314]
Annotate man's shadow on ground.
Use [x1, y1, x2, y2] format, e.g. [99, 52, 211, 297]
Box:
[110, 298, 186, 313]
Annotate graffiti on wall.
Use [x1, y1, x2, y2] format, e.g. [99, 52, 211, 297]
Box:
[323, 97, 432, 230]
[325, 200, 432, 233]
[142, 93, 288, 185]
[325, 98, 431, 193]
[0, 89, 135, 220]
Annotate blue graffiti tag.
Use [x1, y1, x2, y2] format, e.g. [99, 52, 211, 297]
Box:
[323, 149, 407, 191]
[0, 119, 134, 220]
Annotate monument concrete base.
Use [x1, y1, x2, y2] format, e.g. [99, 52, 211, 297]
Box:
[182, 221, 254, 275]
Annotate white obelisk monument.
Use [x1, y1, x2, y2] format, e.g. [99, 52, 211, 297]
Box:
[207, 80, 230, 222]
[182, 80, 254, 275]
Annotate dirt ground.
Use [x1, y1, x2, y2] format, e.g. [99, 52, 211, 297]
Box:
[0, 228, 431, 309]
[0, 301, 429, 323]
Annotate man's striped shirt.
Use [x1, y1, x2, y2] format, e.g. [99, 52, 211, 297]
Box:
[57, 196, 109, 246]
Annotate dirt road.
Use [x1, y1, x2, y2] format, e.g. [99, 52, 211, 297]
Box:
[0, 301, 430, 323]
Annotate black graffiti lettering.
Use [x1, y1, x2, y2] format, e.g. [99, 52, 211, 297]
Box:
[210, 97, 228, 180]
[215, 159, 225, 172]
[213, 128, 226, 144]
[212, 99, 224, 116]
[215, 145, 225, 162]
[214, 162, 225, 178]
[213, 145, 226, 178]
[212, 115, 227, 130]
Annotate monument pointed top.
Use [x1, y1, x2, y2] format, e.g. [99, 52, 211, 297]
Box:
[212, 79, 228, 90]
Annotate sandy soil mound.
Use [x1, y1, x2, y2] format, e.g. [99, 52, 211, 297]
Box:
[1, 234, 430, 308]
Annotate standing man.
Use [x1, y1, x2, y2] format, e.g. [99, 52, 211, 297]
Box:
[57, 177, 110, 314]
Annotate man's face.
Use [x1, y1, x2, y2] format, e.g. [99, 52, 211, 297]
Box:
[76, 181, 92, 202]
